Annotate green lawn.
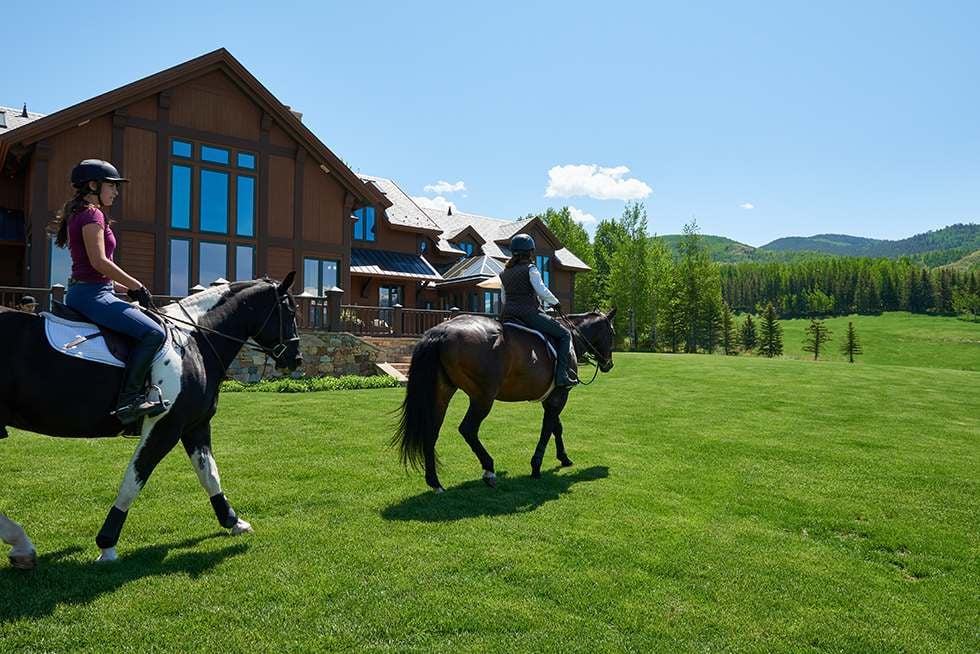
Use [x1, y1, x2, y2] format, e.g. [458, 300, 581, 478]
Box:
[753, 311, 980, 371]
[2, 350, 978, 652]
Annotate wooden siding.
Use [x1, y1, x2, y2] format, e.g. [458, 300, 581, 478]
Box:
[121, 127, 156, 223]
[302, 163, 345, 245]
[116, 230, 155, 286]
[267, 155, 294, 238]
[268, 124, 293, 148]
[169, 70, 261, 141]
[125, 96, 157, 121]
[350, 274, 420, 308]
[267, 246, 293, 281]
[44, 115, 112, 211]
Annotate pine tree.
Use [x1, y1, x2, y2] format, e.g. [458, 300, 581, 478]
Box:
[840, 321, 863, 363]
[757, 302, 783, 358]
[721, 302, 736, 355]
[739, 313, 757, 351]
[802, 319, 832, 360]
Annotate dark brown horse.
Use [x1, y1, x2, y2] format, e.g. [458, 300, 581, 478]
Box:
[393, 309, 616, 491]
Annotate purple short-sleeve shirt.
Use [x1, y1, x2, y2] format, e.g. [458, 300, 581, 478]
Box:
[68, 206, 116, 283]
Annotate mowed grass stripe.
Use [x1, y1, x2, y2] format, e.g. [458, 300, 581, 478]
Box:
[1, 352, 977, 652]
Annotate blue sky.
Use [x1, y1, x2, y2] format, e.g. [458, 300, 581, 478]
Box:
[5, 1, 978, 246]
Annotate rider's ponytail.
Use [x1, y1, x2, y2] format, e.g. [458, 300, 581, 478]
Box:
[50, 192, 94, 248]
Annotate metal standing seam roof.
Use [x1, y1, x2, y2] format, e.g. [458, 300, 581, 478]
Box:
[350, 248, 442, 280]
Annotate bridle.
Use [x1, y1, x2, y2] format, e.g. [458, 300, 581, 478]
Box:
[147, 281, 300, 367]
[555, 308, 613, 386]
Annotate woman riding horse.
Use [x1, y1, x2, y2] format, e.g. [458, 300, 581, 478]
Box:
[51, 159, 166, 425]
[500, 234, 578, 388]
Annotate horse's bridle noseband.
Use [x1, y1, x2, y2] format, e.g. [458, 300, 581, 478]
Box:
[555, 308, 613, 384]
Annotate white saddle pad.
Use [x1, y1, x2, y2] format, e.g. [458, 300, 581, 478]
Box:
[40, 312, 167, 368]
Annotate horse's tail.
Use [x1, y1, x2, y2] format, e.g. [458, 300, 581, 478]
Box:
[392, 329, 445, 470]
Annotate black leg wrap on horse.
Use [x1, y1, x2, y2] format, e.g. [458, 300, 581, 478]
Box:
[96, 506, 129, 549]
[210, 493, 238, 529]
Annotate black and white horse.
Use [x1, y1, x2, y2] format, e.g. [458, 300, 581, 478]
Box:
[0, 274, 302, 567]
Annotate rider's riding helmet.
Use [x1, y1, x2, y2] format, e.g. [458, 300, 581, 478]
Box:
[510, 234, 536, 253]
[70, 159, 129, 190]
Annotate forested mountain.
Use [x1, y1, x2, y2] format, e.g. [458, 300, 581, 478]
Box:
[759, 223, 980, 265]
[659, 234, 757, 262]
[659, 223, 980, 267]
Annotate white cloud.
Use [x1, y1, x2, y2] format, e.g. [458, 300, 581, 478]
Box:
[739, 202, 755, 210]
[545, 164, 652, 200]
[424, 180, 466, 194]
[568, 206, 598, 226]
[411, 195, 456, 213]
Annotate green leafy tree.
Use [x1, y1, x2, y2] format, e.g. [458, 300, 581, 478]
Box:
[739, 313, 757, 351]
[757, 302, 783, 357]
[647, 236, 674, 351]
[840, 321, 863, 362]
[591, 219, 628, 311]
[721, 302, 737, 355]
[802, 319, 832, 360]
[607, 203, 652, 349]
[538, 207, 598, 311]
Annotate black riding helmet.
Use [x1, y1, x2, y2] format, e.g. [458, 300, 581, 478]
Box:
[71, 159, 129, 189]
[511, 234, 536, 252]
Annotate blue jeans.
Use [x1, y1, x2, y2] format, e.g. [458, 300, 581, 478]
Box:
[65, 281, 165, 342]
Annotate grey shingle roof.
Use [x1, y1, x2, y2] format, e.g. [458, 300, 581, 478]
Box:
[553, 247, 591, 271]
[0, 105, 45, 133]
[359, 174, 443, 233]
[427, 209, 529, 260]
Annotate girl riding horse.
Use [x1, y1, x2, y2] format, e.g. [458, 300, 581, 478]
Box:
[50, 159, 166, 425]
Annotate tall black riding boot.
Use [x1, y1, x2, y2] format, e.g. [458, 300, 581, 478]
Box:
[114, 330, 166, 425]
[554, 332, 579, 387]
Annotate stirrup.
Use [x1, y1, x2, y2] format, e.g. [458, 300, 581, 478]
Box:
[112, 385, 170, 425]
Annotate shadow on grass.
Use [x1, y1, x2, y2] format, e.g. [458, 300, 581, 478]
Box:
[0, 532, 247, 622]
[382, 465, 609, 522]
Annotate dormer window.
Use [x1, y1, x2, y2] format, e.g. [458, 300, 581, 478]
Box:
[457, 241, 475, 257]
[353, 207, 376, 242]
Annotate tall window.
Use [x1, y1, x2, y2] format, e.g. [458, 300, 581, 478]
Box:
[169, 239, 190, 296]
[353, 207, 376, 242]
[379, 285, 403, 307]
[483, 290, 500, 314]
[167, 138, 257, 294]
[303, 258, 339, 296]
[199, 242, 227, 286]
[536, 254, 551, 288]
[457, 241, 475, 257]
[49, 237, 71, 288]
[235, 245, 254, 282]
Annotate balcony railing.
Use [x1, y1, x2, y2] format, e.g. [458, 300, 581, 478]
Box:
[1, 285, 492, 337]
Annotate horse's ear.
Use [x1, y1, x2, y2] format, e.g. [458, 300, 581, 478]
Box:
[279, 271, 296, 294]
[607, 306, 617, 321]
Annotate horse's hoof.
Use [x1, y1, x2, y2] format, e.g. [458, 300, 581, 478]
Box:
[96, 547, 117, 563]
[434, 486, 445, 494]
[559, 457, 574, 468]
[231, 519, 254, 536]
[8, 552, 37, 570]
[531, 467, 541, 479]
[482, 471, 497, 488]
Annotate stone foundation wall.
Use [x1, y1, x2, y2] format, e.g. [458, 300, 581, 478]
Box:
[226, 331, 380, 382]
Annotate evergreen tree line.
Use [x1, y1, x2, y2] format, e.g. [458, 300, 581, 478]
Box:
[720, 257, 980, 318]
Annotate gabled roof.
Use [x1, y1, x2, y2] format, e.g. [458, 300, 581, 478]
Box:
[424, 208, 589, 271]
[0, 49, 389, 210]
[358, 174, 442, 233]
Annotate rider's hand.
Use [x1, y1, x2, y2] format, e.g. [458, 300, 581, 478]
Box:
[127, 286, 154, 310]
